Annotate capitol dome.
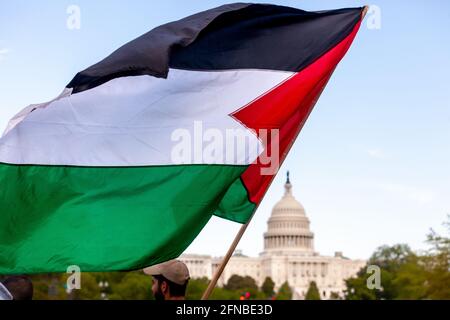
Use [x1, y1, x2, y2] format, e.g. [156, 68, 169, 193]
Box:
[271, 175, 306, 216]
[263, 172, 315, 254]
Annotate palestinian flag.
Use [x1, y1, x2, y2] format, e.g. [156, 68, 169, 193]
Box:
[0, 3, 365, 273]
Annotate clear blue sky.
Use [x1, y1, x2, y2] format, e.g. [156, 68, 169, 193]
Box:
[1, 1, 449, 260]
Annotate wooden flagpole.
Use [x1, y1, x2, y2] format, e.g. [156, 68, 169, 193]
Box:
[362, 5, 369, 19]
[201, 5, 370, 300]
[200, 215, 254, 300]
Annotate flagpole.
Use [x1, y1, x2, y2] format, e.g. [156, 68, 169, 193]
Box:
[200, 168, 282, 300]
[201, 5, 370, 300]
[200, 217, 253, 300]
[362, 5, 369, 18]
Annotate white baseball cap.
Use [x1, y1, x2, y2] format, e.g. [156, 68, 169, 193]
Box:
[143, 259, 190, 285]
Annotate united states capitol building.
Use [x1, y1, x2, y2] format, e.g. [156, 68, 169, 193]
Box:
[180, 173, 366, 299]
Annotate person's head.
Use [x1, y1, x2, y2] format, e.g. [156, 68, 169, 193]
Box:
[2, 276, 33, 300]
[143, 260, 190, 300]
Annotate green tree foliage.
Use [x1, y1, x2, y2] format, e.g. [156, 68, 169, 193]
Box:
[305, 281, 321, 300]
[345, 216, 450, 300]
[107, 272, 153, 300]
[29, 271, 150, 300]
[210, 287, 242, 300]
[224, 275, 258, 291]
[185, 277, 209, 300]
[69, 273, 103, 300]
[276, 281, 292, 300]
[421, 217, 450, 299]
[186, 276, 263, 300]
[28, 272, 265, 300]
[345, 244, 426, 300]
[344, 273, 377, 300]
[30, 274, 68, 300]
[228, 275, 265, 299]
[261, 277, 275, 298]
[329, 292, 341, 300]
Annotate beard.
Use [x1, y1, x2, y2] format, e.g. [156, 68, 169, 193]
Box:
[154, 285, 165, 301]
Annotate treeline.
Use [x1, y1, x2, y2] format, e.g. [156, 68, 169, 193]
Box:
[186, 275, 292, 300]
[345, 217, 449, 300]
[28, 271, 153, 300]
[24, 272, 293, 300]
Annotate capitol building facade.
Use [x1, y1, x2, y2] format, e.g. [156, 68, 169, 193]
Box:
[180, 173, 366, 299]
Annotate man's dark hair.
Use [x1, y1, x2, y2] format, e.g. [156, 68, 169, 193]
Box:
[2, 275, 33, 300]
[154, 274, 188, 297]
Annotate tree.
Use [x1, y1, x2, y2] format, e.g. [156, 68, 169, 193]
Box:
[422, 216, 450, 299]
[107, 271, 152, 300]
[210, 287, 241, 300]
[329, 291, 341, 300]
[186, 276, 266, 300]
[344, 244, 422, 300]
[224, 275, 258, 291]
[391, 254, 428, 299]
[185, 277, 209, 300]
[30, 273, 68, 300]
[261, 277, 275, 298]
[69, 273, 102, 300]
[344, 216, 450, 301]
[305, 281, 321, 300]
[345, 272, 378, 300]
[276, 281, 292, 300]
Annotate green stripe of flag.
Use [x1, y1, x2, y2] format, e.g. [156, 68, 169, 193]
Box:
[0, 163, 254, 274]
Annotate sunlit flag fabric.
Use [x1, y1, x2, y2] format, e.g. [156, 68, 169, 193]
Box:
[0, 3, 365, 273]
